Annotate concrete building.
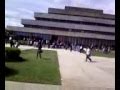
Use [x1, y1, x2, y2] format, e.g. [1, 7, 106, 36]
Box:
[6, 6, 115, 49]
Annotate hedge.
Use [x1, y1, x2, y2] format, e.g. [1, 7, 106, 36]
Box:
[5, 47, 21, 60]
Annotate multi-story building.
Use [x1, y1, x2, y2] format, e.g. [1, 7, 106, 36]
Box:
[6, 6, 115, 49]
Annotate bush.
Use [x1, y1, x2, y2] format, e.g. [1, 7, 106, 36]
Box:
[5, 47, 21, 60]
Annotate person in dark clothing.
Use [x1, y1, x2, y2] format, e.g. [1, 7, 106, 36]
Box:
[10, 40, 12, 48]
[48, 42, 50, 48]
[37, 40, 42, 59]
[70, 44, 72, 51]
[64, 42, 67, 50]
[10, 40, 14, 48]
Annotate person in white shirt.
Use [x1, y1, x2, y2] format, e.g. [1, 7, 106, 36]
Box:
[9, 36, 12, 41]
[85, 47, 92, 62]
[15, 40, 20, 48]
[79, 45, 83, 53]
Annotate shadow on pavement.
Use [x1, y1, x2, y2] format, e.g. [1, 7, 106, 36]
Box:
[91, 61, 98, 63]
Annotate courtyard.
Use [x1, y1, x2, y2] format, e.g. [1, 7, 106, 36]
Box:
[5, 44, 115, 90]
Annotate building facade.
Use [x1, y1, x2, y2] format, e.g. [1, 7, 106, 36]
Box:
[6, 6, 115, 49]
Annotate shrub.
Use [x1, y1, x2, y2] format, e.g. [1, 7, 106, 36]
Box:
[5, 47, 21, 60]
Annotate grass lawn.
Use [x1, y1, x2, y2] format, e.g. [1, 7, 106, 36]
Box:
[5, 49, 61, 85]
[92, 50, 115, 58]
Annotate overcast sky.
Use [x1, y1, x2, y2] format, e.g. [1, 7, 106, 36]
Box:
[5, 0, 115, 27]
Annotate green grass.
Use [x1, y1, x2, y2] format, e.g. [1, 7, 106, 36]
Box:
[5, 49, 61, 85]
[92, 50, 115, 58]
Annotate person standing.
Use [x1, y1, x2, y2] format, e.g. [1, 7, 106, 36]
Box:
[37, 40, 42, 59]
[48, 40, 50, 48]
[9, 36, 12, 47]
[10, 39, 15, 48]
[16, 40, 20, 48]
[9, 36, 12, 41]
[10, 40, 13, 48]
[70, 44, 72, 51]
[102, 46, 105, 53]
[79, 45, 83, 53]
[85, 47, 92, 62]
[107, 46, 111, 53]
[30, 40, 32, 46]
[46, 39, 48, 47]
[64, 43, 68, 50]
[13, 39, 16, 47]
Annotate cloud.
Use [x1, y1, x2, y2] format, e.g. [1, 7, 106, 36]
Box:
[17, 8, 33, 14]
[69, 0, 115, 14]
[5, 18, 23, 27]
[5, 0, 115, 27]
[5, 10, 19, 17]
[5, 8, 34, 27]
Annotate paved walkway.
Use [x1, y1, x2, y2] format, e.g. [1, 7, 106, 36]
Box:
[56, 49, 115, 90]
[5, 81, 61, 90]
[5, 44, 115, 90]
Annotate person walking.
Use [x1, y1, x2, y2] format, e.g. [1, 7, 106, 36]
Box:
[85, 47, 92, 62]
[37, 40, 42, 59]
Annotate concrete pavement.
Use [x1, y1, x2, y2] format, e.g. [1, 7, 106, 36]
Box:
[56, 49, 115, 90]
[5, 81, 61, 90]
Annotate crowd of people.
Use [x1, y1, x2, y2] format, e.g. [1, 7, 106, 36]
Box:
[6, 36, 112, 62]
[9, 36, 20, 48]
[6, 36, 112, 53]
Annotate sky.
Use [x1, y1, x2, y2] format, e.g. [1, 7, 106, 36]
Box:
[5, 0, 115, 27]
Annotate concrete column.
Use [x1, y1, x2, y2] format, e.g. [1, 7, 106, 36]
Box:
[88, 39, 90, 46]
[81, 38, 83, 45]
